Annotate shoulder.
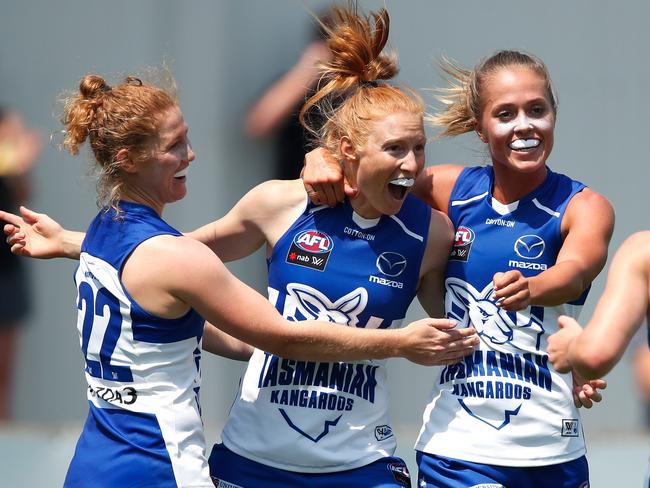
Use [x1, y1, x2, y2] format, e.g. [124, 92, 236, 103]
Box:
[131, 234, 221, 274]
[238, 179, 306, 216]
[413, 164, 465, 212]
[564, 187, 614, 230]
[618, 231, 650, 262]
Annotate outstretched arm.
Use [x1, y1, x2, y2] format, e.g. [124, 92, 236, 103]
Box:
[1, 206, 83, 259]
[138, 235, 466, 365]
[493, 189, 615, 311]
[202, 321, 253, 361]
[548, 231, 650, 378]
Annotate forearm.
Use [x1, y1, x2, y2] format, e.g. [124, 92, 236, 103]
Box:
[62, 230, 84, 259]
[202, 322, 253, 361]
[265, 322, 403, 362]
[528, 260, 591, 307]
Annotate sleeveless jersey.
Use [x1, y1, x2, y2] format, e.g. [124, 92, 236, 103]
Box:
[65, 201, 210, 487]
[221, 195, 431, 473]
[415, 166, 589, 467]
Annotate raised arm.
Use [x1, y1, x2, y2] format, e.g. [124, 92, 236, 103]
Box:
[186, 179, 306, 262]
[494, 188, 615, 311]
[548, 231, 650, 378]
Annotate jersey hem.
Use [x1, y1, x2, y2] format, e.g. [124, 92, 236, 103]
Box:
[221, 436, 392, 473]
[414, 444, 587, 467]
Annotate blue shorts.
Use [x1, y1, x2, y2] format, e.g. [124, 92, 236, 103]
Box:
[416, 451, 589, 488]
[209, 443, 411, 488]
[64, 405, 177, 488]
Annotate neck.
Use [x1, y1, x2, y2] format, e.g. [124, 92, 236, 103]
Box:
[349, 194, 382, 219]
[491, 165, 548, 204]
[121, 187, 164, 216]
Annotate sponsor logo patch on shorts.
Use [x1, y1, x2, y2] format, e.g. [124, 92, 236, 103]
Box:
[387, 461, 411, 487]
[212, 478, 243, 488]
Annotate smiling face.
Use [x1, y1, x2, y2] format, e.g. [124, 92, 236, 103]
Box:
[344, 111, 426, 218]
[125, 105, 195, 213]
[476, 66, 555, 183]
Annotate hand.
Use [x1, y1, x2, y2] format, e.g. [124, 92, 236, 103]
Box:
[571, 371, 606, 409]
[1, 206, 66, 258]
[493, 270, 531, 311]
[548, 315, 583, 373]
[301, 147, 356, 207]
[399, 318, 479, 366]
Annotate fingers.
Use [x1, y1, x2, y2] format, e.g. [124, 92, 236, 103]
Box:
[424, 318, 458, 330]
[343, 179, 357, 198]
[0, 210, 23, 226]
[19, 206, 40, 224]
[590, 379, 607, 390]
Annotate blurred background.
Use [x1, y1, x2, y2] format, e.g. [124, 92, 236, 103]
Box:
[0, 0, 648, 486]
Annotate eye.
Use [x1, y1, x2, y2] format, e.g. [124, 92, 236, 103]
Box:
[530, 105, 547, 116]
[497, 110, 512, 120]
[414, 143, 425, 153]
[386, 144, 401, 153]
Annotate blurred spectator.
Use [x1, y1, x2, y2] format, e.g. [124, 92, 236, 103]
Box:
[0, 108, 41, 422]
[244, 8, 333, 180]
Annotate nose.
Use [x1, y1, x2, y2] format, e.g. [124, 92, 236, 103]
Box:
[400, 149, 420, 173]
[186, 139, 195, 163]
[513, 112, 534, 133]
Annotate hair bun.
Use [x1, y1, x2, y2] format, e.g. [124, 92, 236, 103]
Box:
[79, 75, 111, 100]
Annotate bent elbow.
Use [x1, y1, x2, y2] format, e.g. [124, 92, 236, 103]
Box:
[573, 350, 615, 379]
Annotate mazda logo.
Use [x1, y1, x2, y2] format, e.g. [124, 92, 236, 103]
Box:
[514, 235, 545, 260]
[376, 252, 407, 277]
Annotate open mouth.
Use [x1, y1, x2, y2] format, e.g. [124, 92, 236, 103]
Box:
[174, 168, 188, 179]
[388, 177, 414, 200]
[509, 139, 540, 151]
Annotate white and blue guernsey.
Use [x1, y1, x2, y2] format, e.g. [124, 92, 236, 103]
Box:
[64, 201, 210, 488]
[416, 165, 590, 466]
[221, 195, 431, 472]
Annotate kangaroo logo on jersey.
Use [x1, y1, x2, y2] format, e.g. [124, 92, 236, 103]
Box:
[442, 278, 551, 430]
[450, 226, 474, 262]
[514, 234, 545, 260]
[376, 252, 407, 277]
[286, 283, 367, 326]
[286, 230, 333, 271]
[446, 278, 544, 349]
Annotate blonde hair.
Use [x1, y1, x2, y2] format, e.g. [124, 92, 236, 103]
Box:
[60, 72, 178, 211]
[299, 3, 424, 158]
[430, 50, 558, 137]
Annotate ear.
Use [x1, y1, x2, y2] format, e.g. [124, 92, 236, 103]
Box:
[116, 148, 137, 173]
[339, 136, 357, 162]
[475, 121, 488, 144]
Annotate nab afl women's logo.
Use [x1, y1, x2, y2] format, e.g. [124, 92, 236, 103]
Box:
[454, 226, 475, 246]
[287, 230, 334, 271]
[293, 230, 333, 253]
[450, 226, 474, 262]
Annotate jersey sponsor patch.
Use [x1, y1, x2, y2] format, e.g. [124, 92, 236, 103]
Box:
[514, 234, 545, 260]
[286, 230, 333, 271]
[374, 424, 393, 441]
[561, 418, 580, 437]
[450, 226, 474, 261]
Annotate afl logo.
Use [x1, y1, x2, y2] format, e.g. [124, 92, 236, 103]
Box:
[376, 252, 407, 277]
[514, 234, 545, 260]
[293, 230, 333, 254]
[454, 226, 475, 246]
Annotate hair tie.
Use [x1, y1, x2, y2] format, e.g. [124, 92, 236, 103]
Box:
[360, 80, 379, 88]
